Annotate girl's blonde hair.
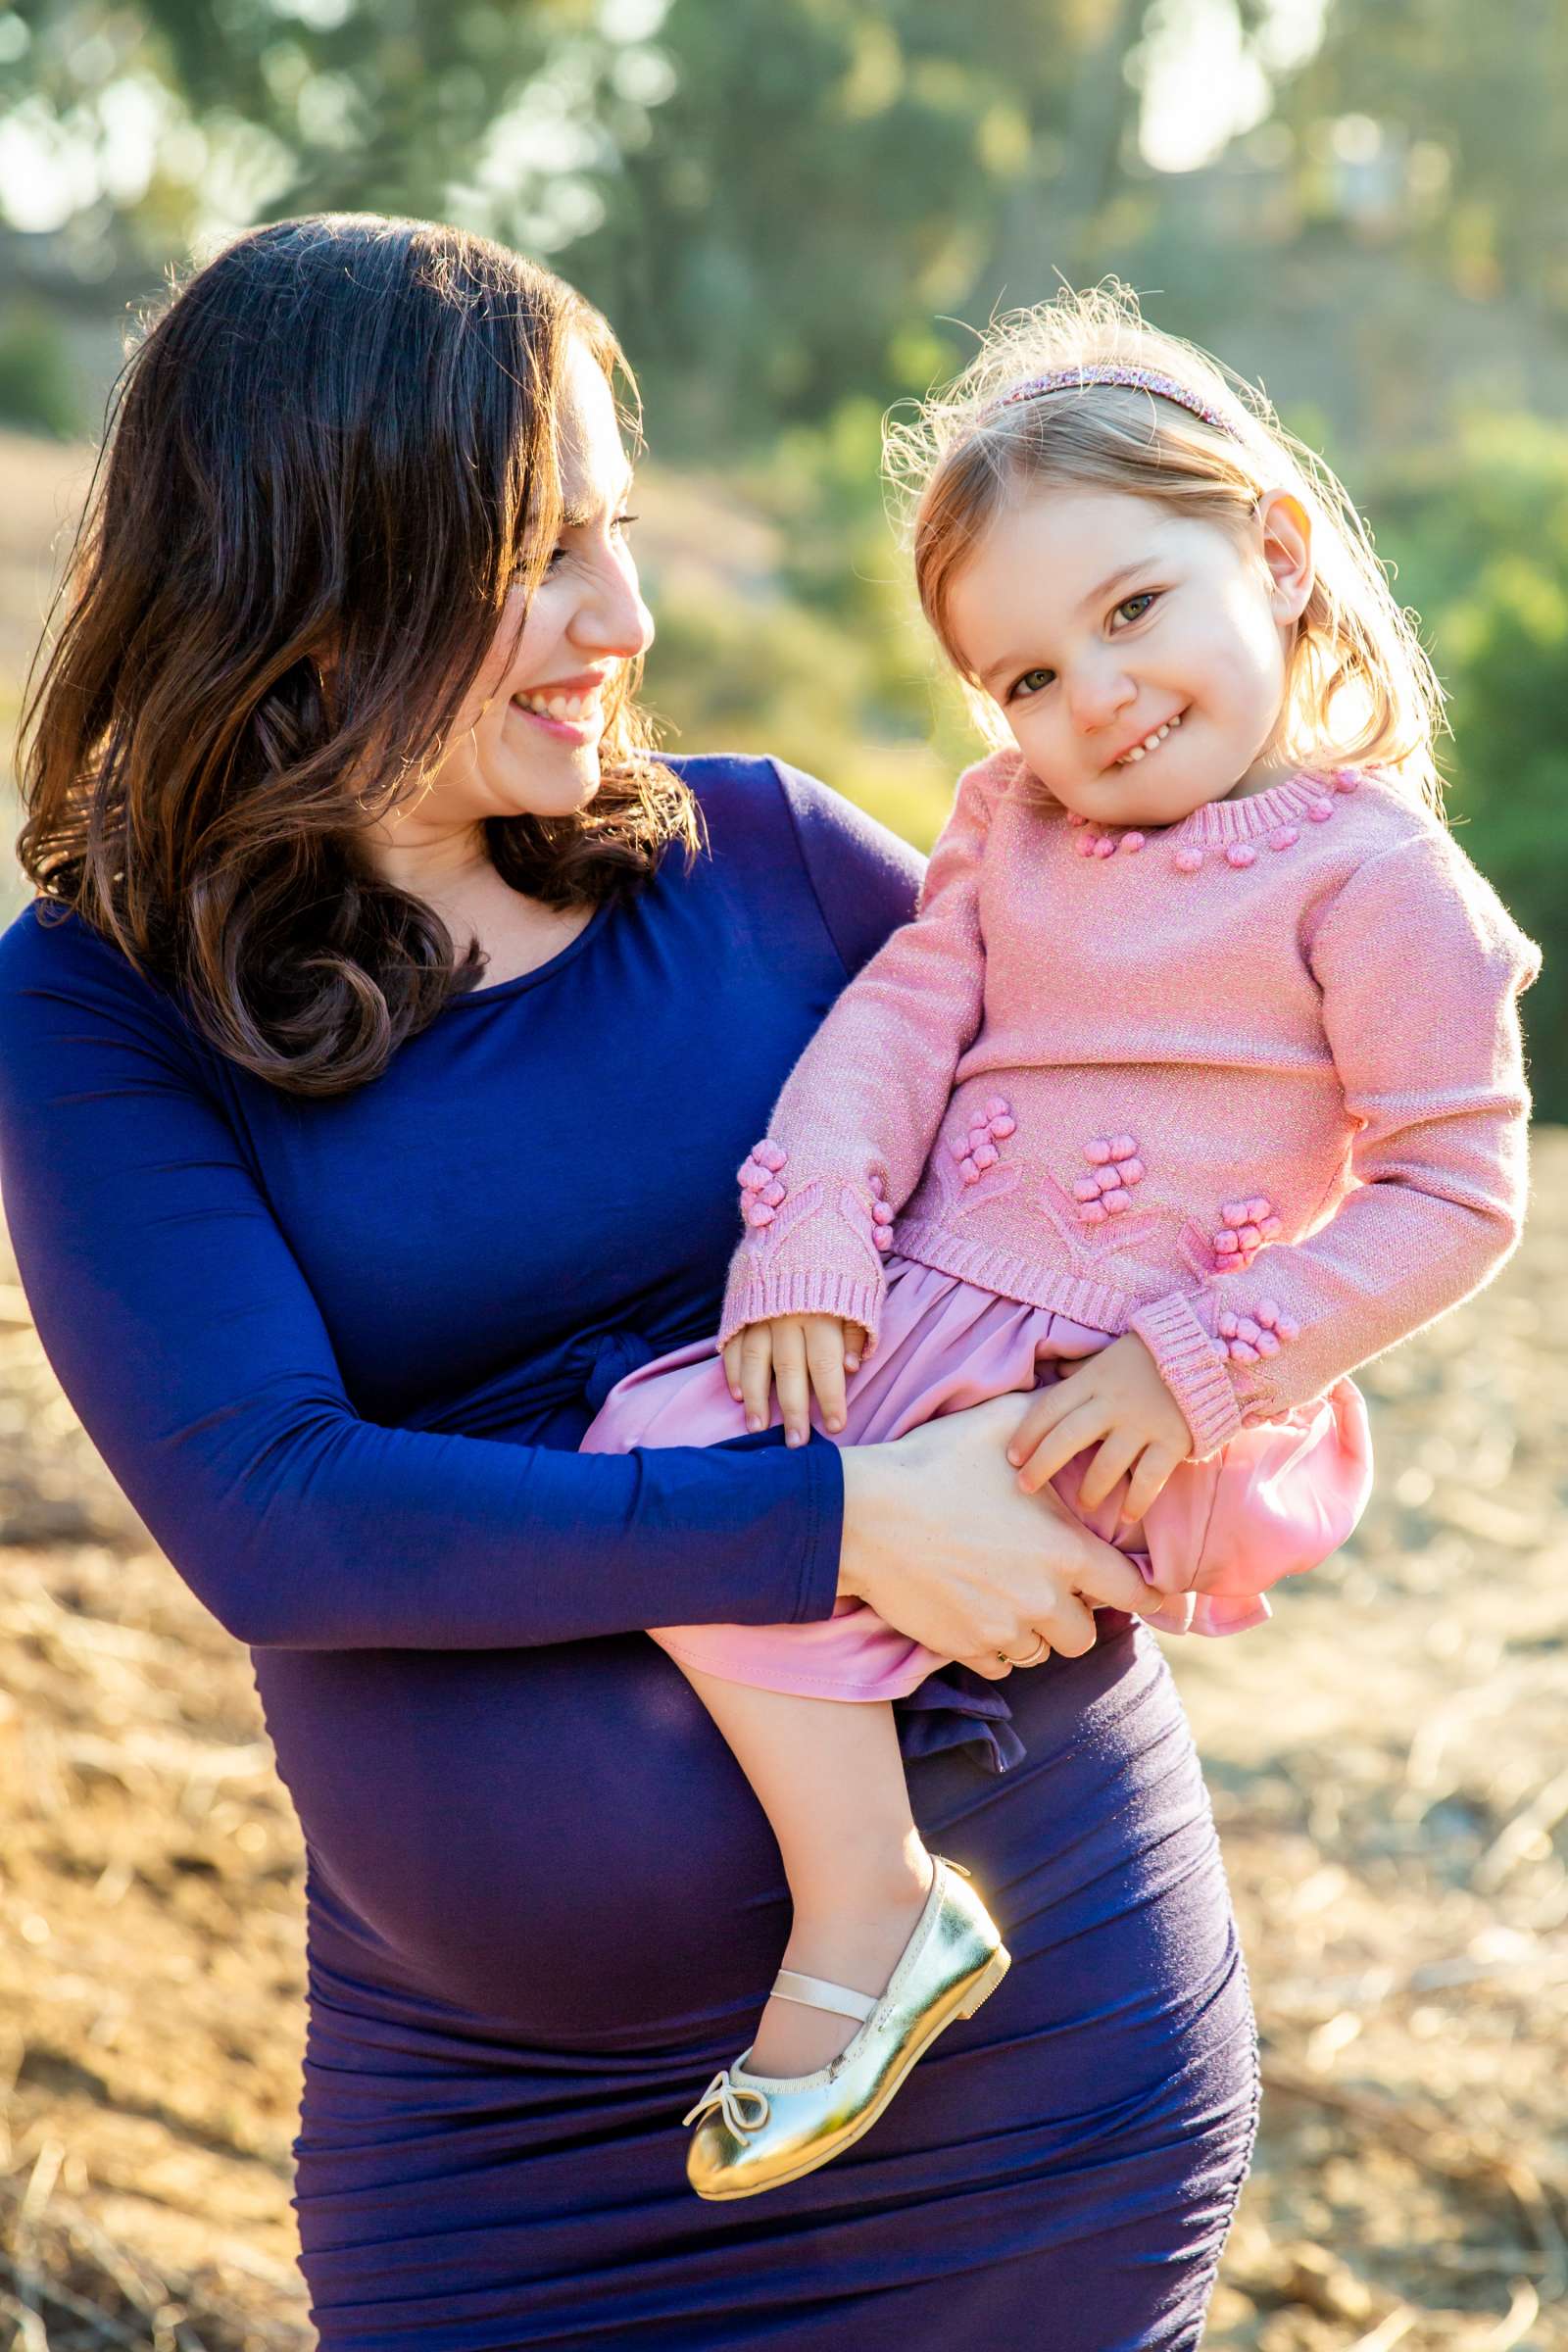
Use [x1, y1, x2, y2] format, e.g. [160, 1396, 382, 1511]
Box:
[884, 282, 1446, 813]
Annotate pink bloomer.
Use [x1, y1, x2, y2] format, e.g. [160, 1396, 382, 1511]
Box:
[581, 1256, 1372, 1701]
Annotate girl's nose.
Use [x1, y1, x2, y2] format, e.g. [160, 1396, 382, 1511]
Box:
[1067, 662, 1136, 733]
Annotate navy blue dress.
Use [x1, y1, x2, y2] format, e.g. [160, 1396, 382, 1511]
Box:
[0, 758, 1258, 2350]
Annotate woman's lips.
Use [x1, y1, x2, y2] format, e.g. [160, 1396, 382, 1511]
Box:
[508, 689, 603, 745]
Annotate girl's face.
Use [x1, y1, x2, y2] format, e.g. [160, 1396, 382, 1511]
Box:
[947, 480, 1313, 827]
[383, 337, 654, 839]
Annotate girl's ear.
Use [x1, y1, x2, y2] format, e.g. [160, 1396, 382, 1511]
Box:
[1255, 489, 1313, 623]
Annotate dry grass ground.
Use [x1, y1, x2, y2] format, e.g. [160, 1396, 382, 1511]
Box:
[0, 426, 1563, 2350]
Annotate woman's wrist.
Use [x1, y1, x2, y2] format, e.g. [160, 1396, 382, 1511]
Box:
[835, 1444, 890, 1603]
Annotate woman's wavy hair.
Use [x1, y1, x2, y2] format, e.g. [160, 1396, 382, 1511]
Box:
[18, 213, 698, 1096]
[884, 281, 1446, 814]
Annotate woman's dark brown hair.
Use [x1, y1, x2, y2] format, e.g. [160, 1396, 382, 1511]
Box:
[17, 213, 698, 1096]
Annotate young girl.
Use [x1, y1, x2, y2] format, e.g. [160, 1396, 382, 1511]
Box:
[582, 286, 1541, 2201]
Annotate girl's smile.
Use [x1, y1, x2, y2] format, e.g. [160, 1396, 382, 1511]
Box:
[1110, 708, 1185, 766]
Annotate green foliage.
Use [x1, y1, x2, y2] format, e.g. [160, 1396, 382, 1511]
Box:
[0, 299, 79, 435]
[641, 565, 957, 852]
[1376, 416, 1568, 1116]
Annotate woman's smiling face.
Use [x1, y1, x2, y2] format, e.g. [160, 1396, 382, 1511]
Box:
[947, 479, 1313, 824]
[413, 336, 655, 829]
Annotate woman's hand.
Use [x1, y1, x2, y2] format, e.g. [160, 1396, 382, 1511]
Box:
[1006, 1334, 1193, 1523]
[722, 1312, 869, 1446]
[837, 1395, 1161, 1679]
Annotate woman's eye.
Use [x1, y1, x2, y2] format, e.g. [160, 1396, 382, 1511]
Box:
[1011, 667, 1054, 700]
[1115, 591, 1157, 624]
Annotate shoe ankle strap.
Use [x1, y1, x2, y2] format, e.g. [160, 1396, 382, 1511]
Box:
[769, 1968, 878, 2023]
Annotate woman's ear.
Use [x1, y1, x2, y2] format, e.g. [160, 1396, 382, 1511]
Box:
[1254, 489, 1313, 624]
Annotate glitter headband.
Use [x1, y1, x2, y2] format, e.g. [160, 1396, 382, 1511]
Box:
[986, 365, 1242, 441]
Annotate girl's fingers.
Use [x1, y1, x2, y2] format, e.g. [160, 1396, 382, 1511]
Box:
[771, 1321, 812, 1446]
[721, 1334, 746, 1403]
[1076, 1429, 1144, 1513]
[804, 1317, 849, 1433]
[1015, 1404, 1106, 1494]
[844, 1321, 870, 1373]
[739, 1324, 776, 1433]
[1122, 1443, 1184, 1525]
[1004, 1383, 1077, 1468]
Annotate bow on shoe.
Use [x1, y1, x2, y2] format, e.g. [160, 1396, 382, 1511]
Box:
[682, 2070, 771, 2135]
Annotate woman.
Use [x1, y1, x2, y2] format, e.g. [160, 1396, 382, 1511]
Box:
[0, 217, 1258, 2348]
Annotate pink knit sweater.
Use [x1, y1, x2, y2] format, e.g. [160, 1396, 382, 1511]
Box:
[718, 753, 1541, 1458]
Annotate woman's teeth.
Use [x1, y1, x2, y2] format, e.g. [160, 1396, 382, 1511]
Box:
[1116, 712, 1183, 765]
[514, 690, 595, 722]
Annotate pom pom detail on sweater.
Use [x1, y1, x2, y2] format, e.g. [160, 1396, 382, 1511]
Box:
[1211, 1195, 1283, 1270]
[738, 1139, 790, 1228]
[953, 1098, 1016, 1187]
[1075, 1134, 1146, 1223]
[869, 1172, 895, 1252]
[1214, 1297, 1300, 1364]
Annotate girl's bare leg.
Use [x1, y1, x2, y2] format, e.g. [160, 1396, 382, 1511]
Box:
[675, 1661, 936, 2077]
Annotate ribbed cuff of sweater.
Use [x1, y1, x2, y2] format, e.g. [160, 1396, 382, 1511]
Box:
[716, 1264, 887, 1356]
[1129, 1291, 1242, 1458]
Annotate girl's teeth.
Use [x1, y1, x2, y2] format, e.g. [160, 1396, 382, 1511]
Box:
[1118, 713, 1182, 766]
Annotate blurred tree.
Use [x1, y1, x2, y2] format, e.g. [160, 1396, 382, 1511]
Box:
[0, 292, 77, 428]
[567, 0, 1163, 447]
[1268, 0, 1568, 317]
[1, 0, 1167, 440]
[1377, 415, 1568, 1117]
[1, 0, 638, 290]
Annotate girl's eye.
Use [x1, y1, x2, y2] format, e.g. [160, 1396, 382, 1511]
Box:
[613, 511, 639, 536]
[1006, 592, 1158, 697]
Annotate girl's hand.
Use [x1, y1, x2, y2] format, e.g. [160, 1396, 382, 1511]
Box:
[721, 1313, 870, 1446]
[1006, 1333, 1192, 1521]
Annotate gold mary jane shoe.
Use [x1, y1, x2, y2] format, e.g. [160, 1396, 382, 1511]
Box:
[681, 1855, 1009, 2200]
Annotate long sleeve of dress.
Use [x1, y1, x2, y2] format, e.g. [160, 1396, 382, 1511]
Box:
[0, 924, 843, 1651]
[717, 762, 997, 1352]
[1130, 827, 1541, 1454]
[768, 756, 927, 978]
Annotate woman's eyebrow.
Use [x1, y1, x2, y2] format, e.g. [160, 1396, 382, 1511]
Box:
[561, 468, 636, 529]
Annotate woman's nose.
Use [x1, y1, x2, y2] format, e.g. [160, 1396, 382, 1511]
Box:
[572, 554, 655, 662]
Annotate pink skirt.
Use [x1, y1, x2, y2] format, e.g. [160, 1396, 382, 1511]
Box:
[581, 1258, 1371, 1702]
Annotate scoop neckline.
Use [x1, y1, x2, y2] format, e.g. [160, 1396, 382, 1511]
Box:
[445, 894, 617, 1006]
